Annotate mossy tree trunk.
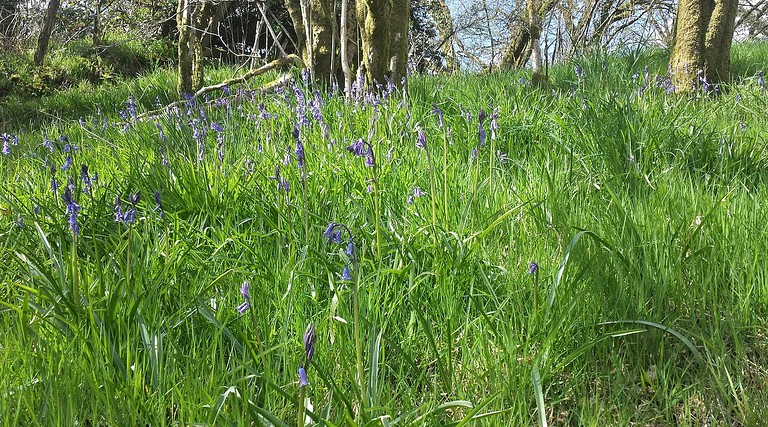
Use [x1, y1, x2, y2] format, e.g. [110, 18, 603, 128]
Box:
[428, 0, 457, 72]
[177, 0, 218, 95]
[285, 0, 337, 83]
[191, 1, 215, 90]
[356, 0, 409, 86]
[499, 0, 556, 70]
[33, 0, 60, 66]
[669, 0, 738, 92]
[177, 0, 194, 95]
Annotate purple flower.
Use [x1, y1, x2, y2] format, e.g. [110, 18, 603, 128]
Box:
[236, 301, 251, 314]
[323, 222, 337, 242]
[758, 70, 765, 91]
[1, 137, 9, 156]
[529, 262, 539, 275]
[210, 122, 223, 133]
[432, 104, 444, 128]
[416, 126, 427, 149]
[295, 140, 305, 168]
[345, 240, 355, 259]
[240, 281, 250, 300]
[342, 266, 352, 281]
[347, 138, 367, 156]
[61, 156, 73, 171]
[122, 209, 136, 224]
[42, 138, 54, 152]
[298, 366, 309, 387]
[126, 94, 137, 119]
[304, 323, 316, 366]
[129, 191, 141, 206]
[153, 191, 164, 218]
[62, 187, 80, 235]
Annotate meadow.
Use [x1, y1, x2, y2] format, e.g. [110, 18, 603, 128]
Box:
[1, 43, 768, 425]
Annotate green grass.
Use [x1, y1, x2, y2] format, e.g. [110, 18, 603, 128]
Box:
[1, 43, 768, 425]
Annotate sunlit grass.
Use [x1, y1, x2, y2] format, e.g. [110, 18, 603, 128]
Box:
[1, 43, 768, 425]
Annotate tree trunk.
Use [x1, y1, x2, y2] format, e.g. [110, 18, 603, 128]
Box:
[92, 0, 102, 47]
[428, 0, 457, 72]
[499, 0, 556, 70]
[356, 0, 409, 86]
[529, 0, 546, 86]
[177, 0, 193, 95]
[34, 0, 60, 67]
[669, 0, 738, 92]
[285, 0, 337, 83]
[192, 1, 215, 90]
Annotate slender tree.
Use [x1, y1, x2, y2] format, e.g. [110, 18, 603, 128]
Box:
[669, 0, 738, 92]
[34, 0, 61, 66]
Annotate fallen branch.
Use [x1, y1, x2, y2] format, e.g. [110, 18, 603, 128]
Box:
[138, 54, 303, 120]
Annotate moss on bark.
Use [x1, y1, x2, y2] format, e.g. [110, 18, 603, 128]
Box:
[670, 0, 738, 92]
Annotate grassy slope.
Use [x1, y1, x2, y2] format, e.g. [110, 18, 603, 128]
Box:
[1, 43, 768, 425]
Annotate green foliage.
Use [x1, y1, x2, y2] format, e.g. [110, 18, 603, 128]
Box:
[1, 42, 768, 425]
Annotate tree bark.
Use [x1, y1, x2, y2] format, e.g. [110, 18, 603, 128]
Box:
[34, 0, 61, 67]
[284, 0, 338, 83]
[356, 0, 409, 86]
[428, 0, 457, 72]
[92, 0, 102, 47]
[177, 0, 193, 95]
[499, 0, 556, 70]
[529, 0, 546, 86]
[670, 0, 738, 92]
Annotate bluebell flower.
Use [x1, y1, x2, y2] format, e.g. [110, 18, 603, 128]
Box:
[347, 138, 367, 156]
[529, 262, 539, 275]
[61, 156, 73, 171]
[114, 194, 124, 222]
[240, 281, 250, 300]
[154, 191, 165, 219]
[298, 366, 309, 387]
[236, 301, 251, 314]
[42, 138, 54, 152]
[323, 222, 337, 242]
[295, 140, 305, 168]
[432, 104, 444, 128]
[129, 191, 141, 206]
[342, 265, 352, 281]
[156, 122, 166, 141]
[758, 70, 765, 91]
[62, 187, 80, 235]
[416, 126, 427, 149]
[304, 323, 316, 366]
[1, 136, 9, 156]
[126, 94, 137, 119]
[123, 209, 136, 224]
[345, 240, 355, 259]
